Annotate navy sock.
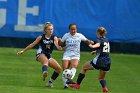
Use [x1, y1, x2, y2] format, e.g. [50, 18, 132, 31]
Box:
[100, 80, 106, 88]
[42, 65, 48, 72]
[77, 73, 85, 85]
[51, 71, 59, 80]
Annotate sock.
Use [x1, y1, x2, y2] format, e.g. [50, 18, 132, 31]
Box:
[50, 71, 59, 82]
[42, 65, 48, 72]
[71, 68, 76, 79]
[100, 80, 106, 88]
[77, 73, 85, 85]
[49, 78, 53, 83]
[62, 75, 68, 87]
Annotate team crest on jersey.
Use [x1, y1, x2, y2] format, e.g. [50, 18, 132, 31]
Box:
[43, 40, 53, 44]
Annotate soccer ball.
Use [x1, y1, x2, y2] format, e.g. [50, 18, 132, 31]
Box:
[62, 69, 73, 79]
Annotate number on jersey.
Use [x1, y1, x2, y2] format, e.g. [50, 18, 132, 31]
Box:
[103, 42, 110, 53]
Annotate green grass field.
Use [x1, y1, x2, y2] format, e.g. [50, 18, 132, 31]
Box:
[0, 47, 140, 93]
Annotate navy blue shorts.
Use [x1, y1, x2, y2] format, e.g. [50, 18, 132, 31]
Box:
[36, 49, 51, 60]
[90, 60, 111, 71]
[36, 52, 51, 59]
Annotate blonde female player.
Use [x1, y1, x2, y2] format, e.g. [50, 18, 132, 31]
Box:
[17, 22, 64, 88]
[68, 27, 111, 92]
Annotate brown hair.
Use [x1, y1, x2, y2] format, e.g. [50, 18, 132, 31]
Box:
[97, 27, 107, 37]
[43, 22, 53, 32]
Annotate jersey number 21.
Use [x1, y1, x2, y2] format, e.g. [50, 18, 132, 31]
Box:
[103, 42, 110, 53]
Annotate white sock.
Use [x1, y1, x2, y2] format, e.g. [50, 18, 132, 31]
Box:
[49, 78, 53, 83]
[71, 68, 76, 79]
[62, 75, 68, 86]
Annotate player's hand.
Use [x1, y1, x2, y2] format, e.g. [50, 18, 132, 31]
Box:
[62, 46, 67, 51]
[90, 40, 94, 44]
[58, 38, 63, 46]
[91, 51, 96, 55]
[89, 44, 93, 48]
[17, 51, 24, 55]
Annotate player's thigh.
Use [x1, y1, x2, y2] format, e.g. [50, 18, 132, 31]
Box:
[62, 60, 70, 70]
[70, 59, 79, 68]
[82, 62, 93, 70]
[37, 54, 49, 65]
[49, 58, 62, 73]
[80, 62, 93, 73]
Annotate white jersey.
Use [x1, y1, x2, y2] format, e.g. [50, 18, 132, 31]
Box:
[62, 32, 87, 60]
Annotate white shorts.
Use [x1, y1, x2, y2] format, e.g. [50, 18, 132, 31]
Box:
[62, 54, 80, 60]
[62, 56, 80, 60]
[62, 51, 80, 60]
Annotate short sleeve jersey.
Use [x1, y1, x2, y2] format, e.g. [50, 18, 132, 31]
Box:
[62, 32, 87, 55]
[95, 37, 111, 65]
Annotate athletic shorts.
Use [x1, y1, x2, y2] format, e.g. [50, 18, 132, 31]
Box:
[90, 58, 111, 71]
[62, 54, 80, 60]
[36, 48, 51, 60]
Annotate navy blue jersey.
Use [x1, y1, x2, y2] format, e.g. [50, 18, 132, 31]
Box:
[90, 37, 111, 71]
[39, 34, 55, 54]
[96, 38, 110, 57]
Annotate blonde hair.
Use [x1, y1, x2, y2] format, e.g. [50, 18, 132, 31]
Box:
[97, 27, 107, 37]
[43, 22, 53, 32]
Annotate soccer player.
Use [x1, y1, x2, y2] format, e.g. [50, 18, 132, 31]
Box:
[17, 22, 64, 88]
[68, 27, 111, 92]
[59, 23, 94, 89]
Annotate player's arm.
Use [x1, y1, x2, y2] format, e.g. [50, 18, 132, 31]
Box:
[91, 51, 96, 55]
[84, 39, 94, 45]
[58, 38, 64, 46]
[54, 36, 65, 50]
[89, 43, 100, 48]
[80, 34, 94, 44]
[17, 36, 42, 55]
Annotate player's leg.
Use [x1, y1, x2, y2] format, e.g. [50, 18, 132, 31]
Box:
[65, 59, 79, 85]
[98, 70, 108, 92]
[62, 60, 70, 88]
[47, 58, 62, 87]
[68, 61, 93, 89]
[37, 54, 49, 81]
[77, 61, 93, 84]
[70, 59, 79, 79]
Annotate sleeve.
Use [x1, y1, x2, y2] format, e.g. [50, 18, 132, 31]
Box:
[79, 33, 87, 41]
[97, 39, 101, 43]
[41, 34, 44, 37]
[61, 33, 68, 42]
[97, 39, 104, 47]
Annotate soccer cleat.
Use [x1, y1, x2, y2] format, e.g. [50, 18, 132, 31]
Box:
[42, 71, 48, 81]
[68, 84, 80, 89]
[47, 81, 53, 88]
[103, 87, 108, 92]
[66, 78, 76, 84]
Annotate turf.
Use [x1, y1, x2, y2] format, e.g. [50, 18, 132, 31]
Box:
[0, 47, 140, 93]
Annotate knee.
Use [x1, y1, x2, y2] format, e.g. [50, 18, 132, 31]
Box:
[98, 78, 103, 81]
[57, 66, 62, 73]
[81, 67, 86, 74]
[71, 65, 78, 69]
[98, 76, 105, 80]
